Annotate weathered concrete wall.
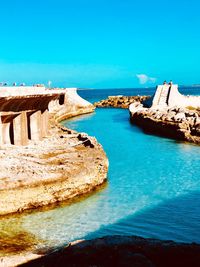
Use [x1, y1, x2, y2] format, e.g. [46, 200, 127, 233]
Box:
[0, 93, 60, 146]
[168, 85, 200, 108]
[146, 84, 200, 109]
[0, 87, 94, 146]
[0, 86, 46, 97]
[48, 88, 95, 121]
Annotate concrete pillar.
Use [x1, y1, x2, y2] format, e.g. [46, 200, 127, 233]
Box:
[41, 109, 49, 137]
[0, 114, 13, 145]
[29, 110, 42, 141]
[13, 111, 28, 145]
[2, 122, 12, 145]
[0, 122, 3, 145]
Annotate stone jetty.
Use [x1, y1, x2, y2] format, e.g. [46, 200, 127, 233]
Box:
[129, 84, 200, 144]
[94, 95, 150, 109]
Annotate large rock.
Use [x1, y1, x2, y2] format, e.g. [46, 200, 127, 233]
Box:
[20, 235, 200, 267]
[94, 96, 150, 109]
[129, 104, 200, 144]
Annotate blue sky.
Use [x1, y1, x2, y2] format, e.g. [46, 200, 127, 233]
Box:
[0, 0, 200, 88]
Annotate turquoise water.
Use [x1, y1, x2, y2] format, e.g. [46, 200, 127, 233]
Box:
[62, 108, 200, 243]
[8, 107, 199, 249]
[1, 88, 200, 254]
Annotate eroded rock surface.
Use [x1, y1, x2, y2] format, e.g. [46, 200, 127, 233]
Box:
[130, 102, 200, 144]
[0, 125, 108, 216]
[94, 95, 150, 109]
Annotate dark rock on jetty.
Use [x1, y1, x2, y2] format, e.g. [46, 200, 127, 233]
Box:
[20, 235, 200, 267]
[130, 102, 200, 144]
[94, 95, 150, 109]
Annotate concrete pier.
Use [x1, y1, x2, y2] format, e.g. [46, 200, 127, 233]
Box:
[0, 87, 60, 146]
[13, 111, 28, 145]
[0, 86, 95, 146]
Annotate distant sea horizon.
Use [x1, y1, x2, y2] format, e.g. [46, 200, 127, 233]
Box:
[78, 84, 200, 90]
[78, 86, 200, 103]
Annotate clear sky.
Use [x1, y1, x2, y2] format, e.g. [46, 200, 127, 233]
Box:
[0, 0, 200, 88]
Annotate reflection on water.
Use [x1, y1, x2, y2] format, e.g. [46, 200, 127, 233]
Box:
[0, 216, 43, 256]
[0, 108, 200, 256]
[0, 182, 107, 256]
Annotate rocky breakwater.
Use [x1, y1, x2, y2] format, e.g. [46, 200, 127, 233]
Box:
[94, 95, 150, 109]
[130, 102, 200, 144]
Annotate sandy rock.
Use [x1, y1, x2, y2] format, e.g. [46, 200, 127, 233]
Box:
[174, 112, 186, 121]
[129, 105, 200, 144]
[94, 96, 150, 109]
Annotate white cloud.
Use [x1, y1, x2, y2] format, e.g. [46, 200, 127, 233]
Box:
[136, 74, 157, 85]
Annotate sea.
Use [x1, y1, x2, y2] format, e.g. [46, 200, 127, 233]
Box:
[77, 86, 200, 103]
[0, 86, 200, 256]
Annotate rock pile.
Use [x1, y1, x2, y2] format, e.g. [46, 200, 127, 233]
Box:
[94, 95, 150, 109]
[130, 102, 200, 144]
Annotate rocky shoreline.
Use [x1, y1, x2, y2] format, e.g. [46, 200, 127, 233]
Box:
[0, 125, 108, 216]
[0, 88, 109, 216]
[94, 94, 200, 144]
[130, 102, 200, 144]
[0, 120, 108, 217]
[20, 235, 200, 267]
[94, 95, 150, 109]
[0, 90, 110, 266]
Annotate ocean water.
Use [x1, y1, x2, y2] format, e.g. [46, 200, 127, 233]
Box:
[0, 87, 200, 256]
[78, 86, 200, 103]
[62, 108, 200, 244]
